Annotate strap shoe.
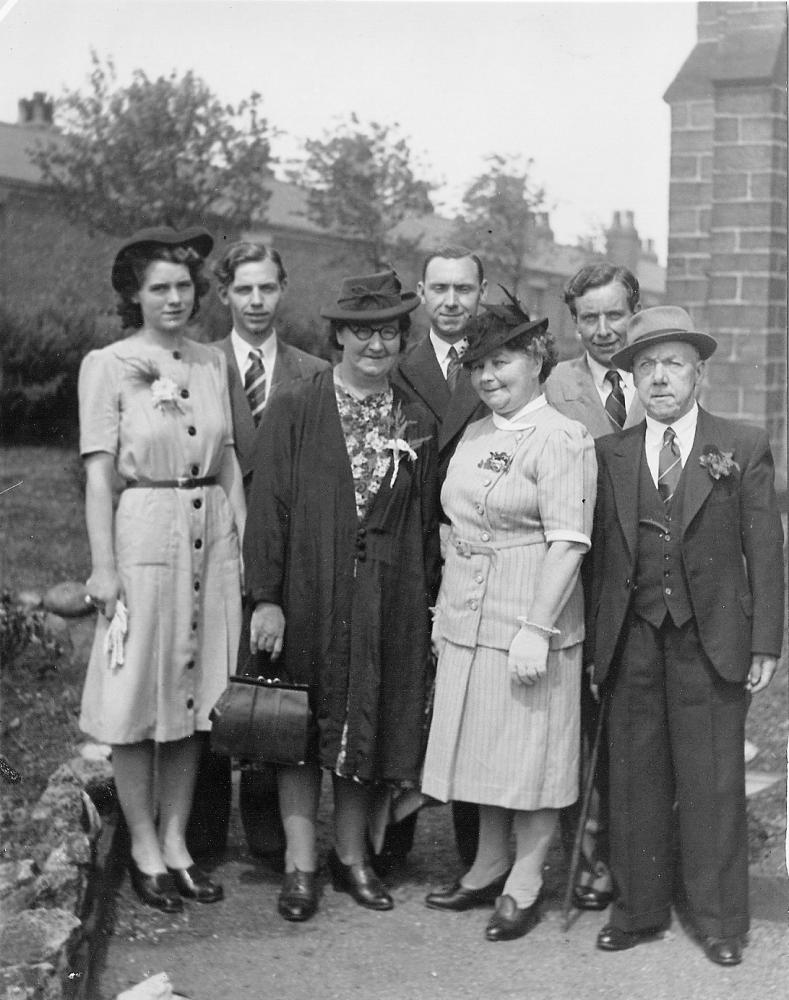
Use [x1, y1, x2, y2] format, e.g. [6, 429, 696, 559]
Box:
[484, 894, 541, 942]
[328, 849, 393, 910]
[278, 868, 318, 922]
[425, 871, 509, 911]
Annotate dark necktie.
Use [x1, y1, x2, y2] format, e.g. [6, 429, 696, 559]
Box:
[245, 350, 267, 426]
[447, 345, 462, 393]
[657, 427, 682, 506]
[604, 370, 626, 429]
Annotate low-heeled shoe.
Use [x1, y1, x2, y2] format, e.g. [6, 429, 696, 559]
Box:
[484, 894, 540, 942]
[167, 865, 224, 903]
[572, 884, 613, 911]
[128, 860, 183, 913]
[596, 923, 665, 951]
[278, 869, 319, 922]
[328, 850, 393, 911]
[702, 936, 742, 966]
[425, 871, 509, 911]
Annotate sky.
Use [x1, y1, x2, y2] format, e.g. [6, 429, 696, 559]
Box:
[0, 0, 699, 262]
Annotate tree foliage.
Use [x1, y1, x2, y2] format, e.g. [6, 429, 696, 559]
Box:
[29, 52, 274, 235]
[295, 114, 435, 269]
[452, 154, 546, 291]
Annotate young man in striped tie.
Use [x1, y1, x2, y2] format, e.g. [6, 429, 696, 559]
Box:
[545, 262, 644, 912]
[589, 306, 783, 966]
[187, 243, 327, 865]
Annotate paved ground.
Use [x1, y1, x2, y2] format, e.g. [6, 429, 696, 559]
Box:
[93, 775, 788, 1000]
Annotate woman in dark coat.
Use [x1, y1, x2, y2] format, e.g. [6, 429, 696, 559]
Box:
[243, 270, 440, 922]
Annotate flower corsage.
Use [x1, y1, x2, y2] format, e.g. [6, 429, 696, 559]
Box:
[125, 359, 184, 413]
[384, 401, 430, 486]
[699, 445, 739, 480]
[478, 451, 513, 475]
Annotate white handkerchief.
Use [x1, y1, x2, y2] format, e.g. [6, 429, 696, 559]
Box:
[104, 600, 128, 669]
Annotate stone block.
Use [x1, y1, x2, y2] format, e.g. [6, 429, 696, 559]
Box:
[669, 208, 705, 234]
[739, 229, 787, 250]
[708, 303, 770, 328]
[740, 116, 788, 142]
[685, 255, 711, 275]
[708, 276, 739, 301]
[671, 103, 688, 129]
[713, 201, 778, 229]
[742, 275, 786, 302]
[700, 153, 713, 179]
[732, 332, 771, 364]
[672, 129, 714, 154]
[715, 88, 776, 116]
[714, 117, 739, 142]
[0, 909, 80, 967]
[669, 180, 713, 207]
[749, 172, 784, 199]
[712, 173, 748, 199]
[667, 277, 709, 304]
[670, 154, 701, 179]
[711, 251, 775, 272]
[689, 101, 715, 129]
[715, 144, 779, 172]
[668, 235, 710, 256]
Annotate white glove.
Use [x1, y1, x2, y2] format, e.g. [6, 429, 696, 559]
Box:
[508, 626, 549, 686]
[104, 599, 128, 670]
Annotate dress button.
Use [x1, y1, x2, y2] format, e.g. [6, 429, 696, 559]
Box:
[186, 697, 194, 709]
[194, 538, 202, 549]
[665, 587, 673, 596]
[181, 389, 189, 399]
[191, 621, 198, 631]
[468, 599, 478, 610]
[187, 426, 196, 436]
[664, 534, 671, 542]
[475, 503, 484, 514]
[193, 498, 202, 510]
[186, 660, 195, 670]
[475, 573, 484, 584]
[194, 580, 200, 592]
[481, 532, 490, 542]
[173, 351, 182, 360]
[483, 479, 491, 487]
[191, 464, 199, 476]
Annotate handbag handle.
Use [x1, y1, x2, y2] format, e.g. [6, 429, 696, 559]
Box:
[229, 674, 310, 692]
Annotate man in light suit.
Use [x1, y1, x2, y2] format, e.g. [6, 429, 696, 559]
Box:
[389, 245, 488, 870]
[589, 306, 784, 966]
[187, 242, 327, 864]
[545, 262, 644, 911]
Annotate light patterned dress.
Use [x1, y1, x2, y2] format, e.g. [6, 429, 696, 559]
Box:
[78, 336, 241, 744]
[421, 396, 596, 810]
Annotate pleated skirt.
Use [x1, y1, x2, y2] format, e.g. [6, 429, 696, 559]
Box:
[421, 640, 581, 810]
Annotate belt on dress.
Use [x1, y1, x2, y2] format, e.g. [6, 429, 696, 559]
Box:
[449, 530, 545, 559]
[125, 476, 218, 489]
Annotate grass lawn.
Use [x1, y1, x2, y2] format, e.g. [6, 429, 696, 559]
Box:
[0, 444, 786, 872]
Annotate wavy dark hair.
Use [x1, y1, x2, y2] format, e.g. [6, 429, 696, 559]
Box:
[212, 241, 287, 289]
[563, 262, 640, 319]
[115, 245, 211, 330]
[328, 313, 412, 352]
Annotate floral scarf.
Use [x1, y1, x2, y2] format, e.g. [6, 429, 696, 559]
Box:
[334, 383, 394, 521]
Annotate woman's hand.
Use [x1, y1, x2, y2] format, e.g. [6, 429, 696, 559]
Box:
[85, 566, 122, 620]
[250, 602, 285, 660]
[508, 627, 550, 686]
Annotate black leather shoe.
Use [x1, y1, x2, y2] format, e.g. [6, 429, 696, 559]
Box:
[484, 894, 540, 942]
[572, 884, 613, 911]
[328, 850, 393, 911]
[167, 865, 224, 903]
[702, 936, 742, 966]
[596, 923, 665, 951]
[128, 860, 183, 913]
[425, 871, 509, 911]
[278, 869, 318, 922]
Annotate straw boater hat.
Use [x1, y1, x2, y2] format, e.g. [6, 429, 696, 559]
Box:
[611, 305, 718, 372]
[462, 286, 549, 365]
[320, 270, 419, 323]
[111, 226, 214, 291]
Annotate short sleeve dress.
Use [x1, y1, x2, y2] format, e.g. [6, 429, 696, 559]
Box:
[78, 336, 242, 745]
[421, 396, 597, 811]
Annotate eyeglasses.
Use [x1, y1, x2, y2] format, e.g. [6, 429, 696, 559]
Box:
[345, 323, 400, 341]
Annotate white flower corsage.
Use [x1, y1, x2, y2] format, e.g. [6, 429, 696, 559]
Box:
[151, 376, 183, 412]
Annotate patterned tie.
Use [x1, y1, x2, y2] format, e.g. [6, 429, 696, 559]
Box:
[245, 350, 267, 426]
[604, 369, 627, 429]
[657, 427, 682, 506]
[446, 345, 462, 393]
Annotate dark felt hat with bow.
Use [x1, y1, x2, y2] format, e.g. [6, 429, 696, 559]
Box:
[111, 226, 214, 291]
[462, 286, 549, 365]
[320, 270, 419, 322]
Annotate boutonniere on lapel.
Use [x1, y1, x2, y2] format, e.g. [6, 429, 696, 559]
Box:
[385, 401, 430, 486]
[478, 451, 512, 475]
[699, 444, 739, 480]
[125, 359, 184, 413]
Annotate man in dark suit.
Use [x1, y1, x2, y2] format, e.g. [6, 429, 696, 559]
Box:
[389, 245, 488, 869]
[589, 306, 784, 966]
[187, 242, 327, 864]
[544, 262, 645, 911]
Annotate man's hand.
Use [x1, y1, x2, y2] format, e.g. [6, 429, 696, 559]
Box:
[586, 661, 599, 703]
[508, 627, 549, 686]
[745, 654, 777, 695]
[250, 603, 285, 660]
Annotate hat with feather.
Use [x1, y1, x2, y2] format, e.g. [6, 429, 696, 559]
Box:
[462, 286, 549, 365]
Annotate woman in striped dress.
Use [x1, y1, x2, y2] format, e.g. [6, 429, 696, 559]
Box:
[422, 292, 597, 942]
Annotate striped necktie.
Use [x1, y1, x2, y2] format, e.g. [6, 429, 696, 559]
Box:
[657, 427, 682, 506]
[245, 350, 266, 426]
[446, 345, 462, 393]
[604, 370, 626, 429]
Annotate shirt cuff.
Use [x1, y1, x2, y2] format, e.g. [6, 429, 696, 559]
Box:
[544, 529, 591, 551]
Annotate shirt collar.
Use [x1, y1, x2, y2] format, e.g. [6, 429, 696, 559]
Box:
[430, 330, 467, 365]
[492, 394, 547, 430]
[586, 352, 633, 392]
[231, 328, 277, 373]
[645, 401, 699, 448]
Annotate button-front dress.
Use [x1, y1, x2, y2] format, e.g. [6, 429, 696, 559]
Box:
[78, 337, 241, 745]
[421, 396, 596, 810]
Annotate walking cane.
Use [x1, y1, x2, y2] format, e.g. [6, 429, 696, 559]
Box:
[562, 695, 607, 932]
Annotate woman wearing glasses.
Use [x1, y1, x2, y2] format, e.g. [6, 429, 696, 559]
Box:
[243, 270, 441, 922]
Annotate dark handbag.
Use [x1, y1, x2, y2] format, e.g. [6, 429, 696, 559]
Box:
[210, 675, 312, 766]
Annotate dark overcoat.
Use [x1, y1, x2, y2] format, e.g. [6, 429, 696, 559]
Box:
[244, 369, 441, 784]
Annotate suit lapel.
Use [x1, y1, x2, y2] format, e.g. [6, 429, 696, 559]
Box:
[680, 407, 718, 535]
[609, 426, 644, 560]
[439, 369, 483, 453]
[269, 339, 296, 396]
[398, 339, 450, 422]
[219, 336, 257, 471]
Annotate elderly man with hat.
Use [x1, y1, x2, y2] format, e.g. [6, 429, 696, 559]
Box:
[243, 269, 441, 923]
[588, 306, 784, 965]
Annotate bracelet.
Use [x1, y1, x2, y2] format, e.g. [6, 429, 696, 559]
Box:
[517, 617, 560, 637]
